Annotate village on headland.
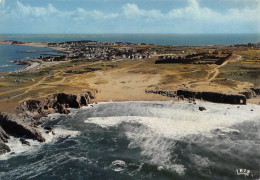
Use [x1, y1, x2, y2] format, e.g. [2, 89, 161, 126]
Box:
[0, 39, 260, 105]
[2, 40, 260, 72]
[0, 39, 260, 154]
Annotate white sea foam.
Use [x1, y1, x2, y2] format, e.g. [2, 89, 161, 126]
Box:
[47, 113, 63, 119]
[191, 154, 215, 168]
[0, 126, 80, 160]
[0, 136, 42, 160]
[38, 125, 80, 143]
[84, 101, 260, 175]
[0, 64, 12, 68]
[111, 160, 126, 167]
[85, 102, 259, 138]
[111, 160, 127, 172]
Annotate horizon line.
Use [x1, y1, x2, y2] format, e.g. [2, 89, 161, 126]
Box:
[1, 33, 260, 35]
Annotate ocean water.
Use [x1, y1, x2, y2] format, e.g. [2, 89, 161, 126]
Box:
[1, 34, 260, 46]
[0, 44, 62, 73]
[0, 101, 259, 180]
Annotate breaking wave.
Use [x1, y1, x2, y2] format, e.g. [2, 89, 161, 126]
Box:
[84, 101, 260, 175]
[1, 101, 259, 179]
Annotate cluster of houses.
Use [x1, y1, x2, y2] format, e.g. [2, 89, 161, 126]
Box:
[155, 51, 232, 65]
[47, 41, 153, 62]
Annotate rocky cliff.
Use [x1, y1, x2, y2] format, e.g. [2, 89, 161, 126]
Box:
[0, 113, 45, 141]
[0, 91, 95, 155]
[0, 125, 10, 155]
[0, 113, 45, 155]
[176, 90, 247, 104]
[145, 89, 247, 105]
[17, 92, 95, 120]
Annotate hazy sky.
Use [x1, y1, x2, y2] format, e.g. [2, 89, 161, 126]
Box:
[0, 0, 259, 34]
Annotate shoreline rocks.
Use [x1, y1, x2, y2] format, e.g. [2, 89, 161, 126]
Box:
[176, 90, 247, 105]
[20, 138, 31, 146]
[145, 90, 177, 97]
[17, 92, 95, 120]
[0, 142, 11, 155]
[0, 126, 9, 143]
[0, 91, 95, 155]
[199, 106, 206, 111]
[251, 88, 260, 95]
[0, 113, 45, 142]
[145, 89, 247, 105]
[0, 113, 45, 154]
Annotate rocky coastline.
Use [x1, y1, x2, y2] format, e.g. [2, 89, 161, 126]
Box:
[145, 89, 252, 105]
[0, 88, 258, 155]
[0, 92, 95, 155]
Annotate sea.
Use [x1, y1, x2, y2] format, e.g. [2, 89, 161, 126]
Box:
[0, 101, 259, 179]
[0, 44, 62, 73]
[0, 34, 260, 180]
[0, 33, 260, 72]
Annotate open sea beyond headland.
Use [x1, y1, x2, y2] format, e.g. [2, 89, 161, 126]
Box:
[0, 44, 62, 72]
[0, 101, 260, 179]
[1, 34, 260, 46]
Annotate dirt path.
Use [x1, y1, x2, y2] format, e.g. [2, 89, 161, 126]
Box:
[1, 59, 130, 101]
[176, 54, 242, 90]
[207, 55, 241, 81]
[0, 54, 245, 108]
[8, 76, 48, 100]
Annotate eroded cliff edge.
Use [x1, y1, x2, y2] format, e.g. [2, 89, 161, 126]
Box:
[0, 92, 95, 155]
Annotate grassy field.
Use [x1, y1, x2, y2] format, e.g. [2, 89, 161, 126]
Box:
[0, 45, 259, 114]
[217, 49, 260, 86]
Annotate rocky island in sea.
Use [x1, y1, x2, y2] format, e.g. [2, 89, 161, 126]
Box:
[0, 39, 260, 179]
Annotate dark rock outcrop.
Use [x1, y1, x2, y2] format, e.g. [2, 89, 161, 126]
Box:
[176, 90, 246, 105]
[44, 126, 52, 131]
[0, 91, 95, 155]
[0, 112, 44, 155]
[178, 95, 184, 100]
[0, 120, 11, 155]
[145, 89, 246, 105]
[251, 88, 260, 95]
[199, 106, 206, 111]
[240, 90, 257, 99]
[0, 126, 9, 143]
[56, 93, 81, 108]
[20, 138, 31, 146]
[0, 142, 11, 155]
[17, 91, 95, 120]
[0, 113, 45, 142]
[57, 103, 70, 114]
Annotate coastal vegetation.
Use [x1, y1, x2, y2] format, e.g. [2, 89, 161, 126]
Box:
[0, 41, 259, 114]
